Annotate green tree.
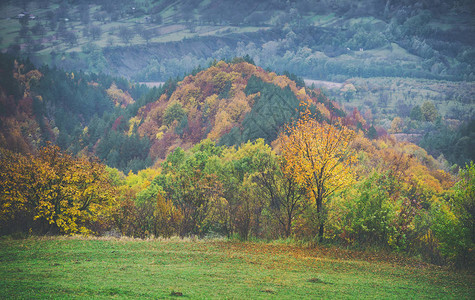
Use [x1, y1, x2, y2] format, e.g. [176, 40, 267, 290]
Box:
[433, 162, 475, 267]
[163, 102, 187, 126]
[157, 141, 224, 236]
[118, 26, 134, 44]
[410, 105, 424, 121]
[367, 125, 378, 139]
[346, 172, 394, 245]
[421, 101, 439, 122]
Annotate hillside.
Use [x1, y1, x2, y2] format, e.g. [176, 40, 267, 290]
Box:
[0, 55, 345, 171]
[0, 53, 152, 170]
[1, 0, 474, 81]
[318, 76, 475, 166]
[133, 60, 331, 160]
[1, 54, 473, 173]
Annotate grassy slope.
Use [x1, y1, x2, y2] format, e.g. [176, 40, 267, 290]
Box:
[0, 237, 472, 299]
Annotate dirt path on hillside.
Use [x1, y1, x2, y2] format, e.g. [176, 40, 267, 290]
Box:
[304, 79, 343, 89]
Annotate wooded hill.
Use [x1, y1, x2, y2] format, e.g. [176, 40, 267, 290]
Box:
[0, 55, 349, 172]
[1, 54, 473, 174]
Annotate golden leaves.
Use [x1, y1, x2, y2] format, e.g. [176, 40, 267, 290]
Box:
[106, 82, 135, 108]
[207, 110, 232, 141]
[280, 104, 356, 229]
[0, 145, 116, 234]
[13, 60, 43, 98]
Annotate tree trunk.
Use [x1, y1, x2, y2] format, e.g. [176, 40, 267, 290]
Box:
[316, 201, 324, 240]
[318, 222, 324, 240]
[313, 189, 325, 241]
[286, 212, 292, 238]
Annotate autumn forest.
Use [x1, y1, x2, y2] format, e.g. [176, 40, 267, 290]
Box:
[1, 56, 472, 269]
[0, 0, 474, 298]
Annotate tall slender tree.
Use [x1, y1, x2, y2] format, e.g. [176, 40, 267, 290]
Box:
[280, 104, 356, 240]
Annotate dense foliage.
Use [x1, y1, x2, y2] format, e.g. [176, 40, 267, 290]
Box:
[0, 57, 473, 268]
[419, 119, 475, 167]
[0, 144, 115, 235]
[100, 123, 473, 267]
[0, 54, 154, 173]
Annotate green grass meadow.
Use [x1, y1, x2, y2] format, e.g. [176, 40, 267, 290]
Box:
[0, 237, 472, 299]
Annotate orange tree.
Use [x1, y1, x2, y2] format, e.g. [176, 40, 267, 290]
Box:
[280, 105, 356, 240]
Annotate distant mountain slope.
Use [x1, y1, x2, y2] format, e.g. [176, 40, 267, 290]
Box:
[1, 0, 473, 81]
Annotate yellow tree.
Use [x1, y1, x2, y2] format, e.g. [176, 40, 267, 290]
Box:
[280, 105, 356, 239]
[34, 145, 116, 234]
[0, 148, 47, 233]
[0, 145, 115, 235]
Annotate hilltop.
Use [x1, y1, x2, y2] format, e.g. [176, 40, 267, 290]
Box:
[133, 59, 340, 160]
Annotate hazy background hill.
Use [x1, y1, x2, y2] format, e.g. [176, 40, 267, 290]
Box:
[1, 0, 474, 81]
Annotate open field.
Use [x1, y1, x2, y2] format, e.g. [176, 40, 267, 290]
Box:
[0, 237, 472, 299]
